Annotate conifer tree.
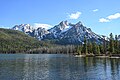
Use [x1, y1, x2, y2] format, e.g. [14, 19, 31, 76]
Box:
[114, 35, 119, 54]
[109, 33, 115, 54]
[99, 45, 104, 54]
[92, 42, 97, 54]
[87, 42, 92, 54]
[102, 36, 107, 54]
[97, 45, 100, 54]
[83, 36, 88, 54]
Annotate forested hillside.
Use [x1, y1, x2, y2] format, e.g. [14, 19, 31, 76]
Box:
[0, 28, 41, 53]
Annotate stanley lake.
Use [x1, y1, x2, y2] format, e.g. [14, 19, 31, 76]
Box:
[0, 54, 120, 80]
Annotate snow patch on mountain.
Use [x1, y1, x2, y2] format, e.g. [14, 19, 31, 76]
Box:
[61, 26, 72, 33]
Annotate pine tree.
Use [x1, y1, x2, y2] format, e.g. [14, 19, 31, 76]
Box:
[83, 36, 88, 55]
[109, 33, 115, 54]
[99, 45, 104, 54]
[92, 42, 97, 54]
[97, 45, 100, 54]
[114, 35, 119, 54]
[87, 42, 92, 54]
[102, 35, 107, 54]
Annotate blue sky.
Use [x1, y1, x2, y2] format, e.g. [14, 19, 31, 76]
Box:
[0, 0, 120, 36]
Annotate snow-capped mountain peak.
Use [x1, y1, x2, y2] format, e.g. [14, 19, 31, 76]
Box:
[12, 21, 105, 44]
[57, 20, 69, 30]
[12, 24, 33, 33]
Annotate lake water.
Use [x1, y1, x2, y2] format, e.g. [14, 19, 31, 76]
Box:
[0, 54, 120, 80]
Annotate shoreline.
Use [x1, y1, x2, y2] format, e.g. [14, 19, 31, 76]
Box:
[74, 54, 120, 59]
[0, 53, 120, 59]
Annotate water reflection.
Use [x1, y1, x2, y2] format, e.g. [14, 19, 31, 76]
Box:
[0, 54, 120, 80]
[110, 59, 120, 80]
[22, 54, 51, 80]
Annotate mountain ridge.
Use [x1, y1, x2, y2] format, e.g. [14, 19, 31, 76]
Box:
[12, 21, 106, 44]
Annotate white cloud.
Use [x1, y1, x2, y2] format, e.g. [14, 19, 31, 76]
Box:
[107, 13, 120, 20]
[99, 18, 110, 23]
[99, 12, 120, 23]
[34, 23, 53, 30]
[93, 9, 98, 12]
[68, 12, 81, 19]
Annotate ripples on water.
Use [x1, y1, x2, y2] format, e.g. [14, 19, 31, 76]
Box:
[0, 54, 120, 80]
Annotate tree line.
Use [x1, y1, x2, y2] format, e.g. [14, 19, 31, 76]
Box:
[76, 33, 120, 56]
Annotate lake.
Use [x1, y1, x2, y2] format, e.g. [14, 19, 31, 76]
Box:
[0, 54, 120, 80]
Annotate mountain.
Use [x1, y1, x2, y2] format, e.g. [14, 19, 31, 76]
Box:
[12, 24, 49, 40]
[44, 21, 104, 44]
[0, 28, 41, 53]
[45, 20, 69, 39]
[12, 24, 33, 34]
[12, 21, 105, 44]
